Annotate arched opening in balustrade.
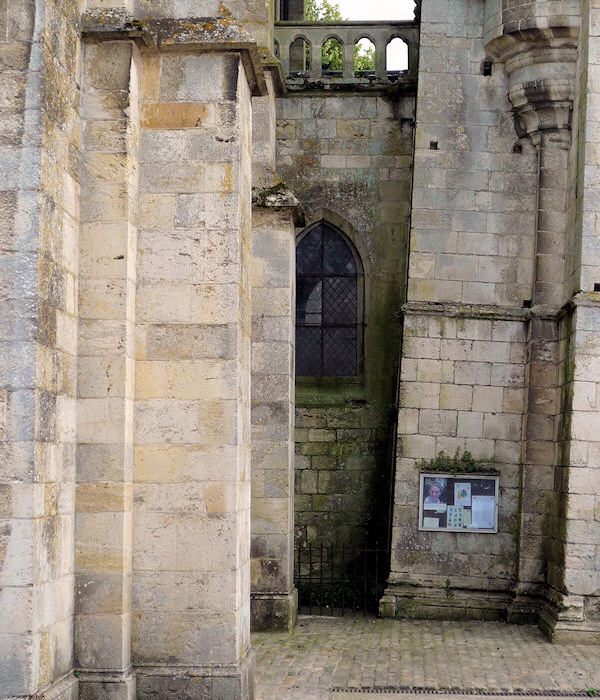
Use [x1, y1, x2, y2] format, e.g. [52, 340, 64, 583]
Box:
[386, 36, 408, 73]
[322, 36, 343, 74]
[273, 39, 280, 59]
[354, 37, 375, 76]
[289, 35, 311, 73]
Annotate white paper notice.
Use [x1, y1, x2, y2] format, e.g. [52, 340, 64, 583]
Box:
[471, 495, 495, 529]
[454, 482, 471, 507]
[423, 517, 440, 529]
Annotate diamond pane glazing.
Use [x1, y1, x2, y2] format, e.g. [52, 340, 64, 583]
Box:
[323, 227, 356, 274]
[296, 222, 361, 377]
[297, 277, 322, 325]
[323, 327, 357, 376]
[323, 276, 357, 325]
[296, 327, 322, 376]
[297, 227, 322, 274]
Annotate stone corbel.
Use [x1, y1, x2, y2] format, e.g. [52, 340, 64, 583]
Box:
[252, 167, 305, 227]
[252, 170, 305, 225]
[485, 27, 578, 144]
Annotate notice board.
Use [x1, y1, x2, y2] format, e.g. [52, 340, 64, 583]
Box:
[419, 473, 499, 533]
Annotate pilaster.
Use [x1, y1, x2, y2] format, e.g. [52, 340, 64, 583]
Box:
[132, 31, 258, 700]
[250, 187, 301, 632]
[75, 37, 139, 699]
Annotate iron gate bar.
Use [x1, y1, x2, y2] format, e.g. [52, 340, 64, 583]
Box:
[320, 542, 324, 614]
[294, 541, 390, 617]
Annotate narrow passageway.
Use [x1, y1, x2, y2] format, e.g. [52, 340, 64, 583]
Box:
[253, 617, 600, 699]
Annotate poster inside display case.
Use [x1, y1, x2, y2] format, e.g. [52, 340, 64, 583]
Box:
[419, 473, 499, 533]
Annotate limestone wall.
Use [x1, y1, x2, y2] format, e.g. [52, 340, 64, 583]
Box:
[384, 0, 600, 638]
[275, 91, 415, 549]
[1, 0, 81, 692]
[250, 203, 297, 631]
[75, 37, 139, 696]
[385, 0, 539, 619]
[3, 0, 270, 694]
[132, 49, 254, 696]
[539, 0, 600, 641]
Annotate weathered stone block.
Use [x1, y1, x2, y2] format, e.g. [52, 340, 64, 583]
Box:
[419, 409, 458, 437]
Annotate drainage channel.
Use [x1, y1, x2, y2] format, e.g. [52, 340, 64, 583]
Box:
[330, 690, 595, 697]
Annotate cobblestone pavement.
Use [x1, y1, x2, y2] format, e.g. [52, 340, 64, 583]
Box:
[253, 616, 600, 700]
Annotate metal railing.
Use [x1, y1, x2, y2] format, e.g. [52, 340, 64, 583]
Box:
[295, 541, 389, 616]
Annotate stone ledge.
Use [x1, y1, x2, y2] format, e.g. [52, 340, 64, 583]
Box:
[401, 301, 531, 322]
[81, 6, 268, 96]
[37, 673, 79, 700]
[258, 45, 287, 95]
[252, 170, 305, 225]
[76, 670, 135, 699]
[134, 654, 255, 700]
[380, 583, 514, 621]
[572, 291, 600, 308]
[283, 76, 418, 95]
[332, 694, 593, 699]
[401, 298, 597, 323]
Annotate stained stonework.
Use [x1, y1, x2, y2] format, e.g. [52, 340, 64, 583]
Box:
[5, 0, 600, 695]
[382, 0, 600, 639]
[275, 92, 415, 550]
[132, 48, 256, 697]
[0, 0, 81, 689]
[250, 200, 298, 632]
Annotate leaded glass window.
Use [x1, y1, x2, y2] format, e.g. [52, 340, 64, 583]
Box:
[296, 223, 362, 377]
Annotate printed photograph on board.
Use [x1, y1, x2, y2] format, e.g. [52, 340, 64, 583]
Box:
[419, 473, 499, 533]
[423, 477, 447, 506]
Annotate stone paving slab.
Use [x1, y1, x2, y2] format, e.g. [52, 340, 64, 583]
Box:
[252, 616, 600, 700]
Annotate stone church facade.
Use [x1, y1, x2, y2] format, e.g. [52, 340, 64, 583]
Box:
[2, 0, 600, 696]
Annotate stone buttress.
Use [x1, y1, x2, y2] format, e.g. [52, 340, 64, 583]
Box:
[249, 15, 301, 632]
[0, 0, 287, 692]
[384, 0, 600, 642]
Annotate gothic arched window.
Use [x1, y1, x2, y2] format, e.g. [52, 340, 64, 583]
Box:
[296, 222, 363, 377]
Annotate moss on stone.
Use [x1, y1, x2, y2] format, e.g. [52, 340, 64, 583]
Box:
[416, 449, 497, 474]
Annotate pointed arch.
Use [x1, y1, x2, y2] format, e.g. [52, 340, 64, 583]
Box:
[296, 220, 364, 377]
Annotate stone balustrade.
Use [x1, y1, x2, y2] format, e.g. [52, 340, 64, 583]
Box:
[274, 21, 419, 82]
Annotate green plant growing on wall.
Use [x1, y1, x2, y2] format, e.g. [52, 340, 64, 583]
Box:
[395, 598, 417, 619]
[306, 0, 375, 71]
[445, 578, 455, 600]
[416, 449, 496, 474]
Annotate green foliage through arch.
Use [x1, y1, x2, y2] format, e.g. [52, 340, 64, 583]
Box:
[305, 0, 375, 72]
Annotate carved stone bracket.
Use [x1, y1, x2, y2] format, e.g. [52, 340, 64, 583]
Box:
[485, 27, 579, 143]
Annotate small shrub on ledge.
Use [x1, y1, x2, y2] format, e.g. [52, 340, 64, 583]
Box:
[416, 449, 497, 474]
